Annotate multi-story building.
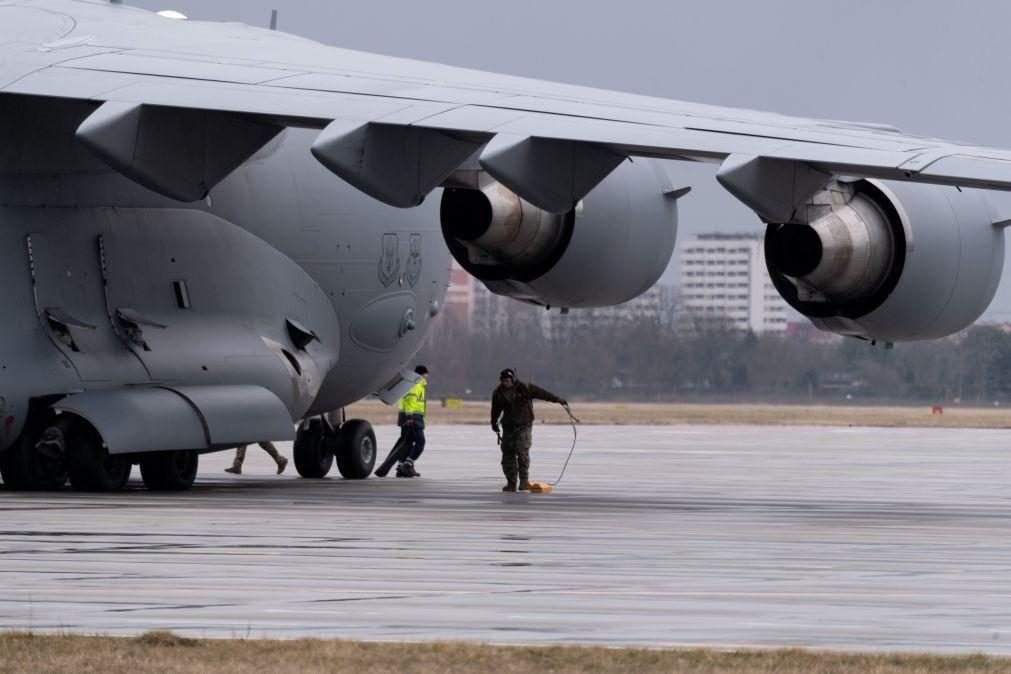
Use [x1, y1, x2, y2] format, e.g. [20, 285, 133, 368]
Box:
[540, 283, 672, 339]
[442, 262, 475, 327]
[444, 261, 672, 337]
[678, 232, 789, 334]
[445, 261, 532, 335]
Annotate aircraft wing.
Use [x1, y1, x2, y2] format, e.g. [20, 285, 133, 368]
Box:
[4, 0, 1011, 218]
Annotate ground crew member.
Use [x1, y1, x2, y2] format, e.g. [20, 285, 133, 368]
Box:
[224, 442, 288, 475]
[396, 365, 428, 478]
[490, 368, 566, 492]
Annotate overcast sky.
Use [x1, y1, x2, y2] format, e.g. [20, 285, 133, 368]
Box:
[130, 0, 1011, 318]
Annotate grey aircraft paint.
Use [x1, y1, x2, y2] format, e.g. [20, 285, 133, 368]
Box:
[0, 0, 1007, 490]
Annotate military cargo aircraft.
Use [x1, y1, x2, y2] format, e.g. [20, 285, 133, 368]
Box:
[0, 0, 1007, 491]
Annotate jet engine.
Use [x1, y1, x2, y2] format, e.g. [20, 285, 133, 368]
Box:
[440, 159, 680, 308]
[764, 179, 1005, 342]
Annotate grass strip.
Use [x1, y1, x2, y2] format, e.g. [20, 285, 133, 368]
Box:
[2, 632, 1011, 674]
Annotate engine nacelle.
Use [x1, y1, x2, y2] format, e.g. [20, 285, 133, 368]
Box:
[440, 159, 679, 308]
[765, 179, 1005, 342]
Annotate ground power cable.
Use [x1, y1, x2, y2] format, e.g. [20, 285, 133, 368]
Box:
[548, 403, 581, 487]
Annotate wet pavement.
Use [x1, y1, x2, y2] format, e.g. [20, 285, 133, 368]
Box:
[3, 423, 1011, 652]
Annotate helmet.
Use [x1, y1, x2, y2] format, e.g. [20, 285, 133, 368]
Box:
[415, 365, 429, 376]
[499, 368, 516, 381]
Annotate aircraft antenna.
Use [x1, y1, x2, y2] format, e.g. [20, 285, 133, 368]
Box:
[269, 10, 278, 30]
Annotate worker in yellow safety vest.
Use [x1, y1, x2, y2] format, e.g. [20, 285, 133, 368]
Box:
[396, 365, 428, 478]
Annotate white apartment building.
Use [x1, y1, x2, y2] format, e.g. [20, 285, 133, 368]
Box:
[446, 261, 672, 337]
[679, 233, 789, 334]
[540, 283, 672, 339]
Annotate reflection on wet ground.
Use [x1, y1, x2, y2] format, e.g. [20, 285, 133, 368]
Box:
[2, 424, 1011, 653]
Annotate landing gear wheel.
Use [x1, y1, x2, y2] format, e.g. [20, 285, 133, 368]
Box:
[0, 419, 67, 491]
[139, 450, 199, 491]
[334, 419, 376, 480]
[66, 422, 131, 492]
[293, 419, 334, 478]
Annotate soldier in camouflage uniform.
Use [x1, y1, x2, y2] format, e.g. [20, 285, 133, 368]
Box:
[224, 441, 288, 475]
[490, 368, 567, 492]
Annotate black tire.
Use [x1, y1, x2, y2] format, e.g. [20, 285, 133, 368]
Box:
[139, 450, 199, 491]
[293, 419, 334, 478]
[0, 420, 67, 491]
[66, 422, 131, 492]
[335, 419, 376, 480]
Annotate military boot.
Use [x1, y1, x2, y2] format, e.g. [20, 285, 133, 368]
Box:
[275, 456, 288, 475]
[502, 482, 517, 492]
[518, 479, 531, 491]
[224, 463, 242, 475]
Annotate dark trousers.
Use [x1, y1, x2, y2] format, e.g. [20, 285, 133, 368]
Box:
[401, 424, 426, 462]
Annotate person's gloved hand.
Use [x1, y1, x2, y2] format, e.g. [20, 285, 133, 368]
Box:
[405, 418, 415, 426]
[491, 422, 500, 434]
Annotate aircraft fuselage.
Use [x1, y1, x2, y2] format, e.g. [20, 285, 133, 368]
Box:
[0, 95, 448, 452]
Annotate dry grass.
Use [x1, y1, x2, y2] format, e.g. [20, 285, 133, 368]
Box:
[347, 399, 1011, 429]
[0, 633, 1009, 674]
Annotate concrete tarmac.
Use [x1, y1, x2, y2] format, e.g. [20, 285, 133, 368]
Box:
[3, 423, 1011, 653]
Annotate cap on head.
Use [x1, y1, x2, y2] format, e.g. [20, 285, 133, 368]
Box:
[415, 365, 429, 376]
[499, 368, 516, 381]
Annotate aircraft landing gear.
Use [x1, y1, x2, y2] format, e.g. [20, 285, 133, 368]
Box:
[139, 450, 199, 491]
[64, 419, 131, 492]
[293, 413, 376, 480]
[293, 417, 335, 478]
[334, 419, 376, 480]
[0, 417, 68, 491]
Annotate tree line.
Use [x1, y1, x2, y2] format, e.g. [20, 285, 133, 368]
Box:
[415, 299, 1011, 406]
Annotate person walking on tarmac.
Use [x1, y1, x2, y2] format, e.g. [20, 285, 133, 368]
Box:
[396, 365, 429, 478]
[490, 368, 567, 492]
[224, 441, 288, 475]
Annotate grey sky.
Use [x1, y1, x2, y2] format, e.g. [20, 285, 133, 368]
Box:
[130, 0, 1011, 318]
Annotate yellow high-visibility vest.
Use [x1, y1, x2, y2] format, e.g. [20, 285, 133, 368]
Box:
[398, 379, 427, 417]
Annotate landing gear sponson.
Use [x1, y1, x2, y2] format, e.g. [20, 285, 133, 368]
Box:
[0, 409, 379, 492]
[0, 410, 201, 492]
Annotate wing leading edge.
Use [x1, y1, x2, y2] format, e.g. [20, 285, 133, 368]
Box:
[4, 0, 1011, 218]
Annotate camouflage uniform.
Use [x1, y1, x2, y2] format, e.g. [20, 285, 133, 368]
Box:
[490, 380, 564, 487]
[225, 441, 287, 474]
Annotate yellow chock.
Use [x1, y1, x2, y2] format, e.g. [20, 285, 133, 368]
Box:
[527, 481, 552, 494]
